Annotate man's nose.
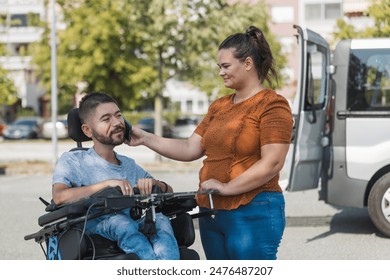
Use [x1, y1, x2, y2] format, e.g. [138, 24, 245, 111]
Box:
[112, 117, 123, 126]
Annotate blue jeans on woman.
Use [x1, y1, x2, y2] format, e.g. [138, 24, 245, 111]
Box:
[86, 211, 179, 260]
[199, 191, 285, 260]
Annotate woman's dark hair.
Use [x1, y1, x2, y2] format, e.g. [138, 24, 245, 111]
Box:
[218, 26, 278, 85]
[78, 92, 118, 123]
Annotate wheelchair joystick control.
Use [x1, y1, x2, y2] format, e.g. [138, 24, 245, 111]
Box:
[130, 187, 142, 220]
[141, 185, 162, 238]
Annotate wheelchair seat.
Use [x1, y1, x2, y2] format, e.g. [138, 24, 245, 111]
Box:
[24, 107, 203, 260]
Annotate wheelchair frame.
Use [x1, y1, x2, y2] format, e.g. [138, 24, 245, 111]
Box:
[24, 186, 215, 260]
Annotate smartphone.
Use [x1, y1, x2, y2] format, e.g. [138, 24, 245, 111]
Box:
[123, 118, 132, 142]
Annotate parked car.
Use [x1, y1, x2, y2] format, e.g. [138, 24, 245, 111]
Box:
[135, 117, 173, 137]
[41, 117, 69, 139]
[172, 116, 201, 139]
[3, 117, 43, 140]
[0, 119, 6, 136]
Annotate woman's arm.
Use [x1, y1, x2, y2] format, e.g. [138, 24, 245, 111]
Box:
[128, 126, 204, 162]
[200, 143, 290, 195]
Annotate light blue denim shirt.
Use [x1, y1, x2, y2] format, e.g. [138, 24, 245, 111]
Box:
[52, 147, 152, 188]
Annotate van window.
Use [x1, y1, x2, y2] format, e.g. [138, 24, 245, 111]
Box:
[347, 48, 390, 111]
[304, 44, 327, 110]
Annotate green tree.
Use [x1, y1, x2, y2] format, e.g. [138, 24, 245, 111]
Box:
[176, 0, 285, 94]
[31, 0, 153, 110]
[364, 0, 390, 37]
[333, 0, 390, 41]
[0, 67, 18, 105]
[135, 0, 285, 140]
[30, 0, 285, 144]
[0, 40, 18, 106]
[333, 18, 361, 41]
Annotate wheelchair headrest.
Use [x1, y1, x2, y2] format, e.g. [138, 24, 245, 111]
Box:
[67, 108, 92, 143]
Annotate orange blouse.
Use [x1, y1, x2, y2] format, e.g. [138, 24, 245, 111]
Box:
[194, 89, 293, 210]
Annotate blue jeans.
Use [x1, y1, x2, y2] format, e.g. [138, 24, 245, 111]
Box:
[199, 191, 285, 260]
[86, 211, 179, 260]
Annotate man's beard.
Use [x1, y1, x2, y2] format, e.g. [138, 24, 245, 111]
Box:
[92, 128, 124, 146]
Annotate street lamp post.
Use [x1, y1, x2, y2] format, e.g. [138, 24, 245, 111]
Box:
[50, 0, 58, 165]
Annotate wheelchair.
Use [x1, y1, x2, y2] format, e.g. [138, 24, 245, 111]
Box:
[24, 108, 214, 260]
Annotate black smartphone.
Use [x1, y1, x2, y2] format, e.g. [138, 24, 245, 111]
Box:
[123, 118, 132, 141]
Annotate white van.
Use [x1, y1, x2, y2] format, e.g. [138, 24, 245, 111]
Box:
[287, 25, 390, 237]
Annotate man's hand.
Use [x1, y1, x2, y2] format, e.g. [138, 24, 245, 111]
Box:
[135, 178, 158, 195]
[105, 179, 133, 196]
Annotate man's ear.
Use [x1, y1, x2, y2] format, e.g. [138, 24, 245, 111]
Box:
[81, 123, 93, 138]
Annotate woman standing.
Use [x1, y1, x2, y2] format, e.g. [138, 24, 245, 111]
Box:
[129, 26, 293, 260]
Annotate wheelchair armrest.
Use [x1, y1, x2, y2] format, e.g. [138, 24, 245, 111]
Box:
[38, 201, 91, 226]
[38, 187, 124, 226]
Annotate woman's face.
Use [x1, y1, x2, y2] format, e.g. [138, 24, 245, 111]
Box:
[217, 48, 248, 90]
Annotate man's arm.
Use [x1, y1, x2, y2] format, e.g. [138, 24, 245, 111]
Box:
[52, 179, 133, 205]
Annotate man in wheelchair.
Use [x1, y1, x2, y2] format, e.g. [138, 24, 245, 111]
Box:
[50, 92, 180, 260]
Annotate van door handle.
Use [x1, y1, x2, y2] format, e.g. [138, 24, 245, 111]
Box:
[308, 107, 317, 123]
[337, 111, 347, 119]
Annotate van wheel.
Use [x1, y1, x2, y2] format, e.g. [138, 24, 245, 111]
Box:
[368, 173, 390, 238]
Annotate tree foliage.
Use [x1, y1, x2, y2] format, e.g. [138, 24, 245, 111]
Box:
[0, 67, 18, 105]
[30, 0, 285, 110]
[333, 0, 390, 41]
[0, 43, 17, 105]
[31, 0, 153, 109]
[365, 0, 390, 37]
[333, 19, 361, 41]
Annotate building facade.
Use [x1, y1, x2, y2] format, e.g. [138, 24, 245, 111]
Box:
[0, 0, 46, 119]
[163, 79, 210, 115]
[264, 0, 375, 101]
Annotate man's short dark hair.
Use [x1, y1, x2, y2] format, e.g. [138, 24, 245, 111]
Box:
[78, 92, 118, 123]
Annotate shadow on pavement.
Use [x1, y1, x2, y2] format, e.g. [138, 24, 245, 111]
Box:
[304, 207, 387, 242]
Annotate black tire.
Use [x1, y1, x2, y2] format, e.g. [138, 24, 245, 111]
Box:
[368, 173, 390, 238]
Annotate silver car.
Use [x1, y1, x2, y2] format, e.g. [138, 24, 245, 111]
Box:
[172, 116, 201, 139]
[3, 117, 43, 140]
[41, 117, 69, 139]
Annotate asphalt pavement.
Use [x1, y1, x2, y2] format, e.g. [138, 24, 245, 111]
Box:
[0, 140, 389, 260]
